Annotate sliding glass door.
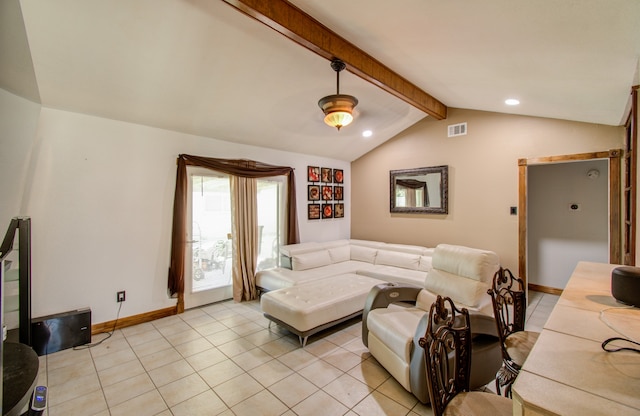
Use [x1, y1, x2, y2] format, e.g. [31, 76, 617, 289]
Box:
[185, 171, 233, 309]
[184, 170, 286, 308]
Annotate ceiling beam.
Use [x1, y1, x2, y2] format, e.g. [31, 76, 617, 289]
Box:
[222, 0, 447, 120]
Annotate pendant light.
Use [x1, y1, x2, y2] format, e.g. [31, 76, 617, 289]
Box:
[318, 59, 358, 131]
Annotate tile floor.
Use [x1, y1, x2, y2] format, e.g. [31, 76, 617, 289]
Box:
[34, 291, 559, 416]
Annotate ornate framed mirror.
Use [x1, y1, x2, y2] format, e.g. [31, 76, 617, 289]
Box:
[390, 165, 448, 214]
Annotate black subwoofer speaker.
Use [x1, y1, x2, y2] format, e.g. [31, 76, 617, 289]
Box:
[611, 266, 640, 307]
[31, 308, 91, 356]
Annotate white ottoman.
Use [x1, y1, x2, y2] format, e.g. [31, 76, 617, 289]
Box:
[260, 273, 385, 346]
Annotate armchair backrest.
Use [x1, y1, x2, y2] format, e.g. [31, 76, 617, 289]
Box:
[421, 244, 500, 313]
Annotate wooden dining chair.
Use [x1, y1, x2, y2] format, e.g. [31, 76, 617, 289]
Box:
[487, 267, 540, 397]
[419, 295, 512, 416]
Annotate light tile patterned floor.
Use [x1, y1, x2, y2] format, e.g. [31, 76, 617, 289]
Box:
[34, 291, 558, 416]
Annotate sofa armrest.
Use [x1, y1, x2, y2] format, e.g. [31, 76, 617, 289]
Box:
[361, 282, 422, 347]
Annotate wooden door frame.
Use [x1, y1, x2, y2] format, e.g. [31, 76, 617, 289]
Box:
[518, 149, 623, 290]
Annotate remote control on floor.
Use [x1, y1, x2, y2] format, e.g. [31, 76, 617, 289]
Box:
[31, 385, 47, 411]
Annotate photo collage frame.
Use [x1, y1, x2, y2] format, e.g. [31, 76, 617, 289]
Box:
[307, 166, 344, 220]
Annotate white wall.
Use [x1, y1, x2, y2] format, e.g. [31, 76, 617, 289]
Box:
[0, 89, 41, 228]
[4, 105, 350, 324]
[528, 160, 609, 289]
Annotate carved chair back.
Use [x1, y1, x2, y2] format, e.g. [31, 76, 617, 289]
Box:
[419, 296, 471, 416]
[487, 267, 527, 363]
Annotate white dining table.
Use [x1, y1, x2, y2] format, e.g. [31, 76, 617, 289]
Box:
[512, 261, 640, 416]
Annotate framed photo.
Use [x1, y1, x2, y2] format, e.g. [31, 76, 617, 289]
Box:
[322, 185, 333, 201]
[308, 185, 320, 201]
[307, 166, 320, 182]
[334, 169, 344, 184]
[334, 203, 345, 218]
[308, 204, 320, 220]
[333, 186, 343, 201]
[322, 203, 333, 219]
[321, 167, 333, 183]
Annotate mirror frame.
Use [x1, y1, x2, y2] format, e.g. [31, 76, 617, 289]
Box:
[390, 165, 448, 214]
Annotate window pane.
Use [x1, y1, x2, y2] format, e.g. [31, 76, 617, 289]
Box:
[191, 174, 232, 292]
[257, 177, 285, 270]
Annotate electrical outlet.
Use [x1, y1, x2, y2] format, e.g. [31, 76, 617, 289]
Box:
[117, 291, 126, 302]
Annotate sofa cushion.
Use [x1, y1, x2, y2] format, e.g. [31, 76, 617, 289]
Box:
[350, 239, 386, 249]
[291, 250, 333, 271]
[418, 256, 432, 272]
[280, 242, 321, 257]
[328, 245, 351, 263]
[351, 245, 378, 263]
[384, 243, 430, 256]
[357, 267, 426, 287]
[431, 244, 499, 283]
[375, 250, 421, 270]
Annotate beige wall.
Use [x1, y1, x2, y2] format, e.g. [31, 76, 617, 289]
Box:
[351, 108, 624, 271]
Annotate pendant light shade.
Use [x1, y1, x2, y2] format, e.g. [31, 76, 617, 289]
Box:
[318, 59, 358, 131]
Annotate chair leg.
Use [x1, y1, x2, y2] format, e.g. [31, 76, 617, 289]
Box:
[495, 363, 518, 398]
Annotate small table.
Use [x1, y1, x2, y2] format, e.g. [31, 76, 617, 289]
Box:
[3, 342, 39, 416]
[512, 262, 640, 415]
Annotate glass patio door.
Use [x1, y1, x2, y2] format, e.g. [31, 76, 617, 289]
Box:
[185, 170, 233, 309]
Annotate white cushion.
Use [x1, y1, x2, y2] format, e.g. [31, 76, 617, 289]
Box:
[349, 239, 386, 249]
[367, 307, 426, 362]
[351, 245, 378, 263]
[260, 274, 384, 332]
[280, 242, 322, 257]
[375, 250, 421, 270]
[418, 256, 432, 272]
[431, 244, 499, 283]
[384, 243, 430, 255]
[356, 267, 426, 287]
[328, 246, 351, 263]
[424, 268, 488, 308]
[291, 250, 332, 271]
[319, 239, 350, 249]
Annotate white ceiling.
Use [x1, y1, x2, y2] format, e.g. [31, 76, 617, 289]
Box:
[2, 0, 639, 161]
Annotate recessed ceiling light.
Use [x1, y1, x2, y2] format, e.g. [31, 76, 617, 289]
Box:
[505, 98, 520, 106]
[362, 130, 373, 138]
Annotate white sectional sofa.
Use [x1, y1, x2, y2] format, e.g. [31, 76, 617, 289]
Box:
[256, 239, 434, 292]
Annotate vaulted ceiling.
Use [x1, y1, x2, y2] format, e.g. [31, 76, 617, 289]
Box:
[2, 0, 639, 161]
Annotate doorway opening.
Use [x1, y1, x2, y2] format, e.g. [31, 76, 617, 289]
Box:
[518, 149, 622, 293]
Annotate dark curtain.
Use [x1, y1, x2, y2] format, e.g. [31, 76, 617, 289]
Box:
[396, 179, 429, 206]
[168, 154, 299, 301]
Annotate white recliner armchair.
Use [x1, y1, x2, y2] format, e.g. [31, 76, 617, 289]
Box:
[362, 244, 502, 403]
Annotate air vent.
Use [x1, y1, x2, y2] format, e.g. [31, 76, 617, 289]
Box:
[448, 122, 467, 137]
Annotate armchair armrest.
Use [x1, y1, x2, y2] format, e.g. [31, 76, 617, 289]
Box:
[469, 312, 499, 338]
[362, 282, 423, 347]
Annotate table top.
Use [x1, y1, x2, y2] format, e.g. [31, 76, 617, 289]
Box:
[3, 342, 39, 416]
[512, 262, 640, 415]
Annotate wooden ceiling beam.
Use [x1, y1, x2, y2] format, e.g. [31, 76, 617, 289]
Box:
[222, 0, 447, 120]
